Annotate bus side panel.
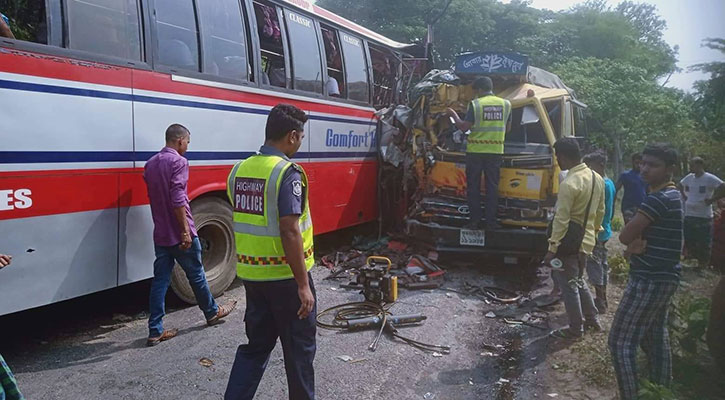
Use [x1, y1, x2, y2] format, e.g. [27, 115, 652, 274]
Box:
[0, 173, 121, 316]
[117, 171, 154, 285]
[119, 70, 267, 283]
[0, 50, 134, 315]
[306, 109, 377, 233]
[305, 160, 378, 234]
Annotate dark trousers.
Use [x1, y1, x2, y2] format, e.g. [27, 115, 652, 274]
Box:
[225, 274, 316, 400]
[465, 153, 502, 226]
[683, 216, 713, 265]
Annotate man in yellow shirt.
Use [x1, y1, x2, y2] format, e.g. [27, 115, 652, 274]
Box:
[545, 138, 605, 339]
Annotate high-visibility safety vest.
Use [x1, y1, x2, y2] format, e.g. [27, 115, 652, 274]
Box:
[226, 154, 314, 281]
[467, 95, 511, 154]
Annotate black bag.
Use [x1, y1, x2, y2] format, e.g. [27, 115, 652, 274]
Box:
[547, 170, 596, 257]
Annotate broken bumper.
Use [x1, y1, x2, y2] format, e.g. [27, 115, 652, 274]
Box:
[405, 219, 548, 256]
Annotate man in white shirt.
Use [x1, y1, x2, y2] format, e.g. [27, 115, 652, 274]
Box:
[326, 76, 340, 97]
[679, 157, 725, 268]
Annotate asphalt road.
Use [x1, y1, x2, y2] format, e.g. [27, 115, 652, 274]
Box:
[0, 259, 561, 400]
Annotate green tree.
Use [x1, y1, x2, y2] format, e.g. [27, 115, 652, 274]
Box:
[552, 57, 692, 175]
[316, 0, 691, 174]
[316, 0, 546, 66]
[524, 0, 677, 76]
[317, 0, 677, 77]
[690, 38, 725, 141]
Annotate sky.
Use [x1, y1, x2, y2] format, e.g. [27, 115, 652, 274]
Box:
[504, 0, 725, 91]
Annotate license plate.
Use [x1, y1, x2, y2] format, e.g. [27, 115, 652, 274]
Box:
[460, 229, 485, 247]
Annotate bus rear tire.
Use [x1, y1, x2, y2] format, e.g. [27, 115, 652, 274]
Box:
[170, 196, 237, 304]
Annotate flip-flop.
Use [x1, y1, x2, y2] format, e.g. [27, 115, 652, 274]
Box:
[549, 328, 582, 340]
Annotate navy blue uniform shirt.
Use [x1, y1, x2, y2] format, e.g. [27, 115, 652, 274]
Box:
[258, 145, 304, 217]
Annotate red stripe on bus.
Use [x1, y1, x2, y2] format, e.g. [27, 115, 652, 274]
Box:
[1, 50, 376, 119]
[0, 162, 377, 235]
[0, 47, 134, 88]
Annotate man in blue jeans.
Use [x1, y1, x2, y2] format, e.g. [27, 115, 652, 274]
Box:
[143, 124, 236, 346]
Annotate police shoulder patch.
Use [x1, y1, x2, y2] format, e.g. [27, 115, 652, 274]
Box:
[290, 163, 304, 173]
[292, 180, 302, 197]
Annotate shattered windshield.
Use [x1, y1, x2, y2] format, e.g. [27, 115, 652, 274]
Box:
[505, 105, 549, 145]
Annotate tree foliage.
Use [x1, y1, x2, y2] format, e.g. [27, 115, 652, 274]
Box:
[317, 0, 677, 75]
[690, 38, 725, 141]
[551, 57, 693, 172]
[317, 0, 720, 174]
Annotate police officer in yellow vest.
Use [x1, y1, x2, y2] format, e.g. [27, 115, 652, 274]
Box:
[224, 104, 316, 400]
[447, 76, 511, 230]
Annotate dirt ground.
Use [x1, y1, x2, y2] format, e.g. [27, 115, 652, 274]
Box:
[536, 233, 725, 400]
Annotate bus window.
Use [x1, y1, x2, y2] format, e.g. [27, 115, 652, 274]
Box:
[340, 32, 369, 103]
[370, 45, 398, 107]
[253, 1, 286, 88]
[320, 24, 344, 98]
[283, 9, 323, 94]
[0, 0, 50, 44]
[153, 0, 200, 72]
[197, 0, 248, 81]
[66, 0, 142, 61]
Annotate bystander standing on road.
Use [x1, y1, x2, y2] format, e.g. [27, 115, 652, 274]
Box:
[711, 197, 725, 273]
[678, 157, 725, 269]
[609, 143, 682, 400]
[544, 138, 605, 339]
[143, 124, 236, 347]
[616, 153, 647, 223]
[583, 151, 615, 313]
[225, 104, 317, 400]
[0, 253, 24, 400]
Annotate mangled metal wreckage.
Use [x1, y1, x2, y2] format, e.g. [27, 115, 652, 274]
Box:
[377, 52, 587, 263]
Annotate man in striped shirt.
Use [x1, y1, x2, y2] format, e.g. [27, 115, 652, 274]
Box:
[608, 143, 682, 400]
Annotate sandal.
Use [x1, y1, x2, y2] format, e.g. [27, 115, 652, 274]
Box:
[207, 300, 238, 326]
[550, 328, 582, 340]
[584, 320, 603, 333]
[147, 328, 178, 347]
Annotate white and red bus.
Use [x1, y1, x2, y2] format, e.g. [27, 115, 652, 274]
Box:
[0, 0, 414, 315]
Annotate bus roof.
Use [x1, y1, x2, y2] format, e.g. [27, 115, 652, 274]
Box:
[280, 0, 413, 50]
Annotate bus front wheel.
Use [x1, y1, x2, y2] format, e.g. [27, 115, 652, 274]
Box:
[170, 196, 237, 304]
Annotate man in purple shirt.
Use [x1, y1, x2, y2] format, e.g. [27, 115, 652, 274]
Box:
[143, 124, 236, 346]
